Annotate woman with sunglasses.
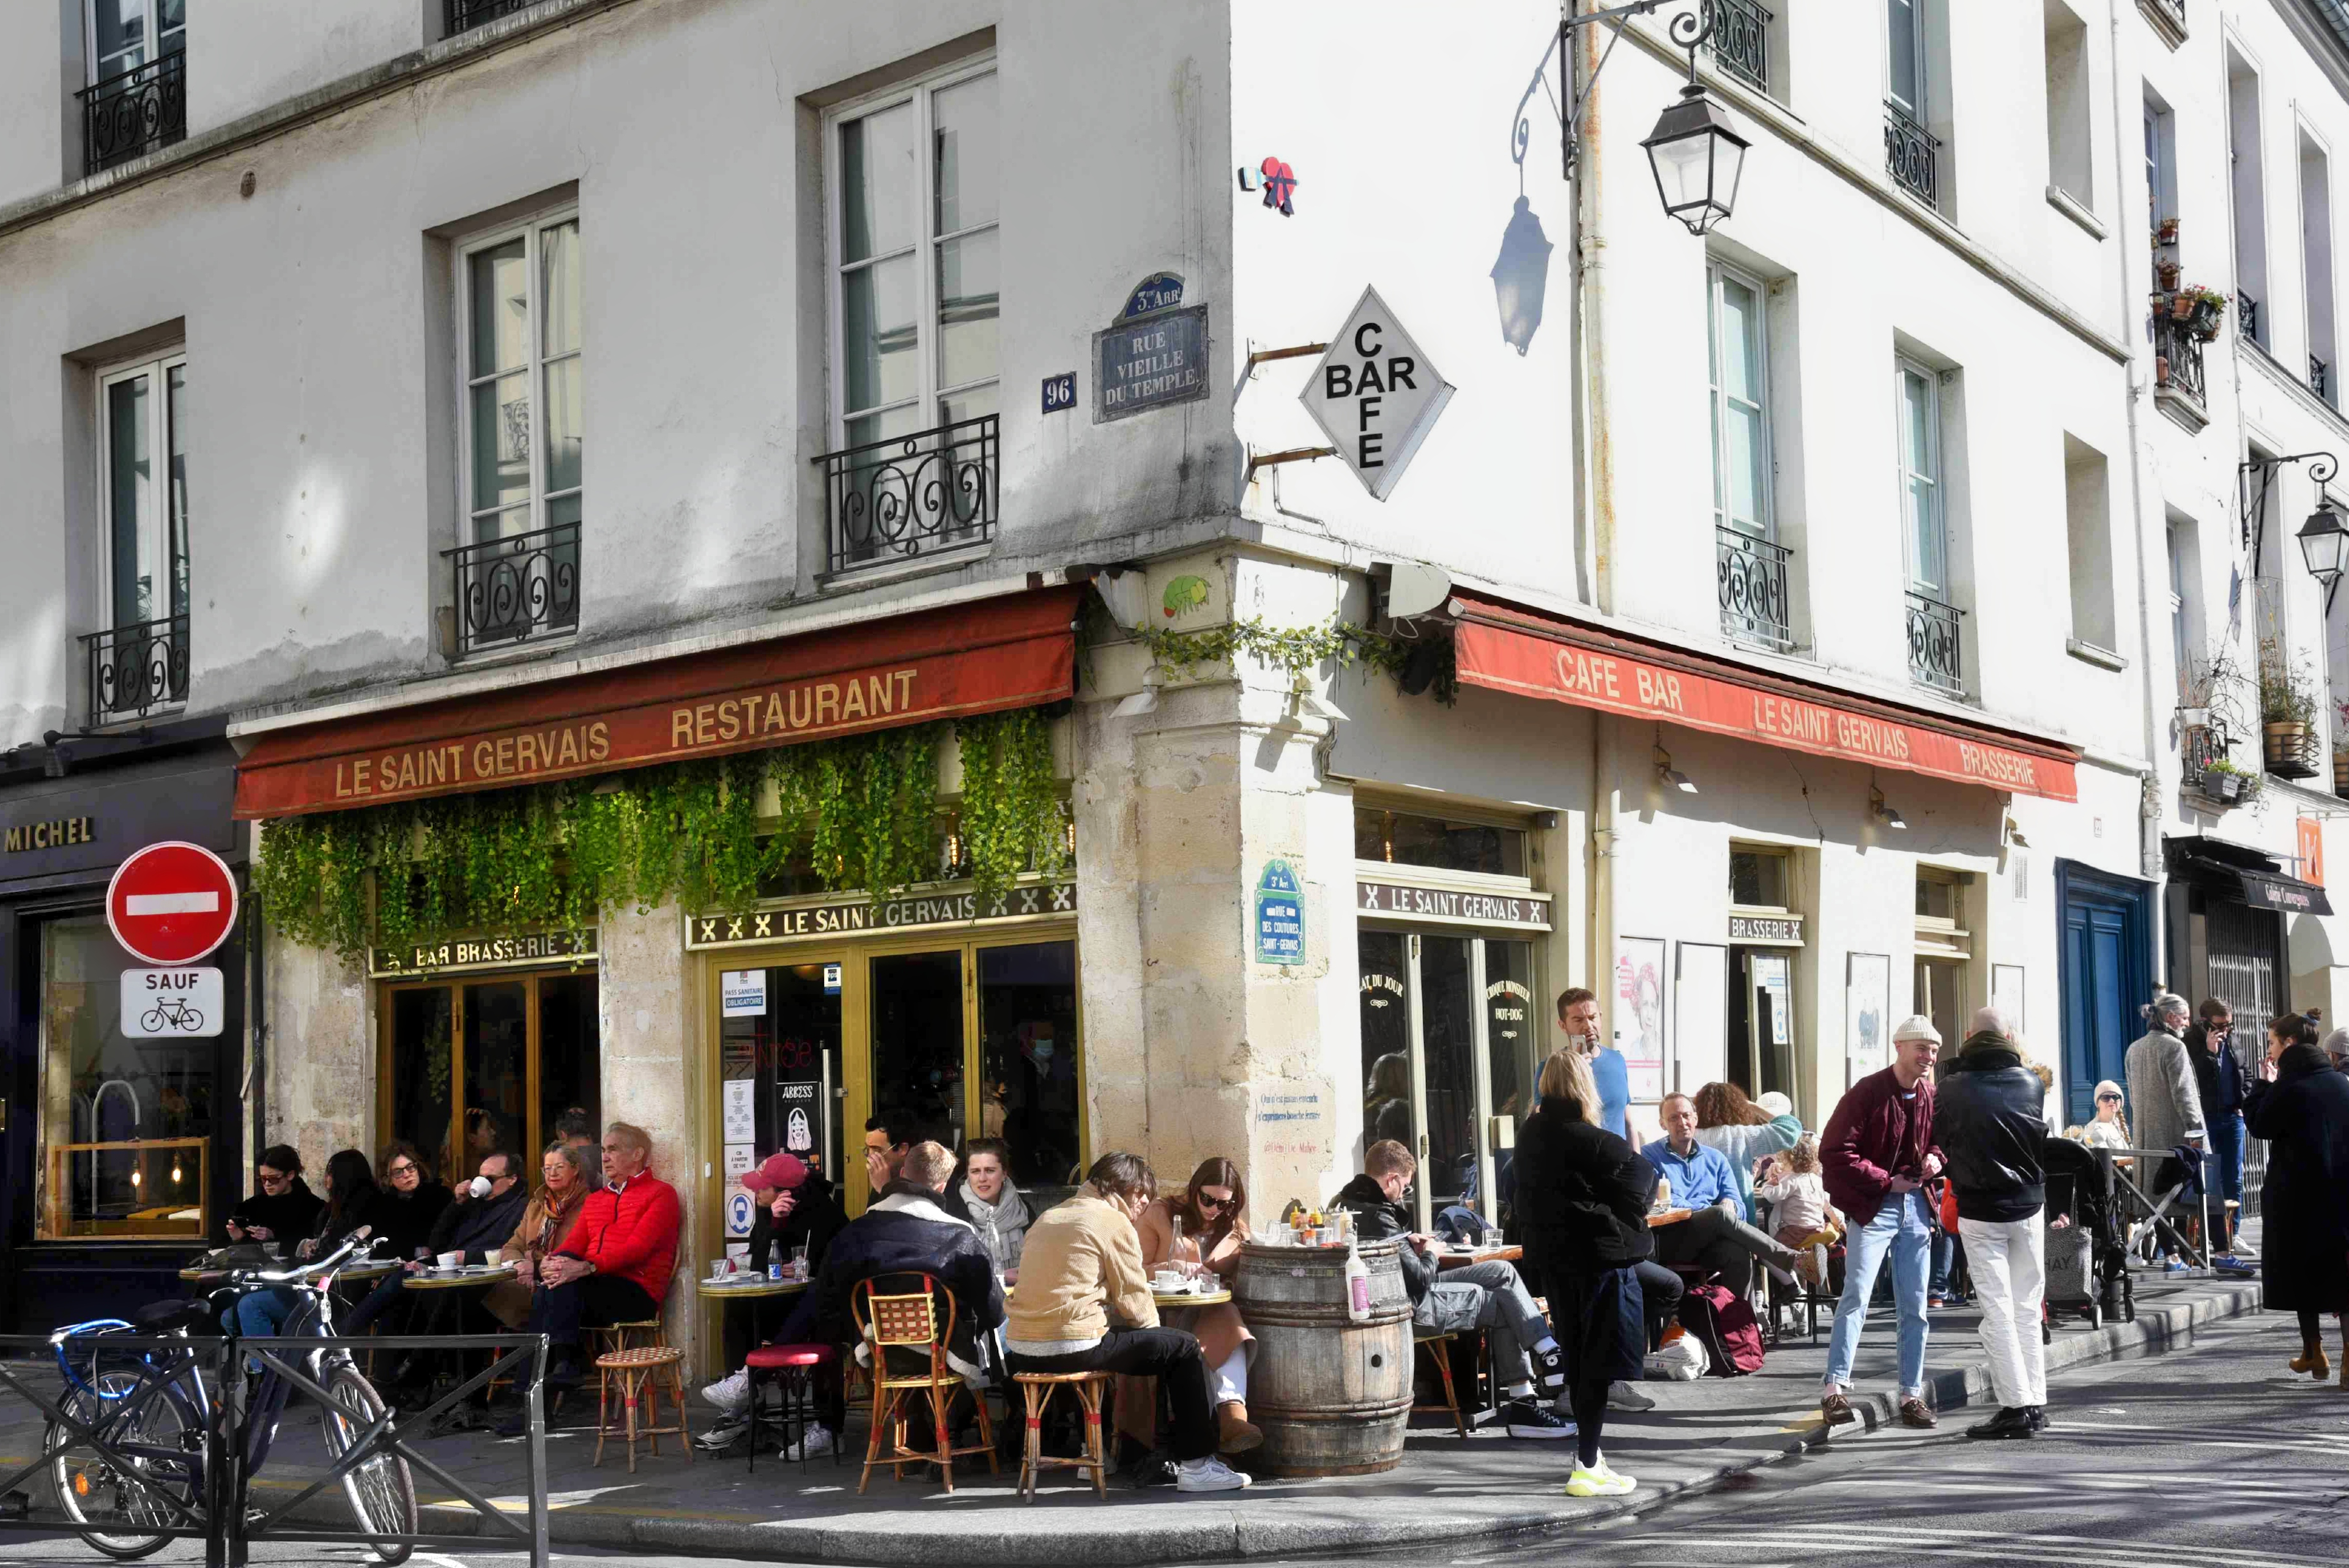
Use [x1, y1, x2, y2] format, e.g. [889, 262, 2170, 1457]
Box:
[2079, 1081, 2129, 1153]
[362, 1142, 455, 1263]
[1133, 1157, 1260, 1455]
[226, 1144, 323, 1248]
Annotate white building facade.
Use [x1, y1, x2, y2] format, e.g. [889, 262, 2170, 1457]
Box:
[3, 0, 2345, 1354]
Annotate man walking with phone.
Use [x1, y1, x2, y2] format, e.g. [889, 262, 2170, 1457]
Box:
[1817, 1016, 1945, 1430]
[1934, 1008, 2050, 1439]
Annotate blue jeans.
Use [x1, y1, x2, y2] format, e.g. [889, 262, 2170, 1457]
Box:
[1930, 1228, 1966, 1298]
[1824, 1189, 1933, 1397]
[2208, 1112, 2244, 1246]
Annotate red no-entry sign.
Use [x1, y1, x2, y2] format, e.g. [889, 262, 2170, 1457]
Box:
[106, 841, 239, 965]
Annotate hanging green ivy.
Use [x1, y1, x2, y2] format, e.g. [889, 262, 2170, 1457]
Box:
[255, 712, 1063, 963]
[1126, 614, 1455, 704]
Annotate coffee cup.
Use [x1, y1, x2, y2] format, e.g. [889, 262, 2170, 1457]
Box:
[437, 1250, 464, 1269]
[1152, 1269, 1184, 1291]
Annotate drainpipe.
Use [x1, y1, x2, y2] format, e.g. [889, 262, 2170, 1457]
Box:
[2107, 1, 2165, 943]
[1576, 7, 1617, 615]
[1593, 716, 1619, 1051]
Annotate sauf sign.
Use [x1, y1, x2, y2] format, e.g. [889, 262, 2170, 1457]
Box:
[1299, 285, 1454, 500]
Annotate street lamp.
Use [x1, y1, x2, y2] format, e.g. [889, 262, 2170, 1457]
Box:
[2298, 498, 2349, 612]
[1642, 81, 1750, 236]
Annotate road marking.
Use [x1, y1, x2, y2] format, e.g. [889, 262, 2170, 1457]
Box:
[1691, 1522, 2349, 1568]
[124, 891, 220, 915]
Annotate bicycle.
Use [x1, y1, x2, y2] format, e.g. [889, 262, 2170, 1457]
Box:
[43, 1233, 418, 1563]
[136, 998, 203, 1033]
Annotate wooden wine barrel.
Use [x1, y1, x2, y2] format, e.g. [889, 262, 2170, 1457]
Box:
[1233, 1236, 1413, 1475]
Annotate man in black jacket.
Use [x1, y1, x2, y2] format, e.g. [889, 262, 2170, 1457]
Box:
[812, 1141, 1004, 1392]
[1935, 1009, 2049, 1440]
[1331, 1140, 1571, 1438]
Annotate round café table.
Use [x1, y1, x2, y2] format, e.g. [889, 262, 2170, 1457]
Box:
[1151, 1288, 1233, 1307]
[706, 1276, 811, 1357]
[398, 1265, 520, 1396]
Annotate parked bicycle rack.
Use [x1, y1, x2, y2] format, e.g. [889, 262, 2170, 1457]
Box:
[0, 1329, 552, 1568]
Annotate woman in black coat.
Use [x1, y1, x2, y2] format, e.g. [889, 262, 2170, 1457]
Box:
[2244, 1011, 2349, 1383]
[1510, 1047, 1657, 1499]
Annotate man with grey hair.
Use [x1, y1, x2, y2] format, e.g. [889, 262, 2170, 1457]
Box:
[2126, 991, 2205, 1271]
[1935, 1005, 2050, 1437]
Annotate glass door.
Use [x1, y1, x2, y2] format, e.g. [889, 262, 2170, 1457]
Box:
[718, 960, 846, 1198]
[382, 970, 599, 1183]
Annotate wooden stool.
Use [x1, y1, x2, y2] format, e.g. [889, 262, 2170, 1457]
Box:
[593, 1346, 692, 1472]
[1412, 1331, 1468, 1438]
[744, 1343, 840, 1474]
[587, 1318, 661, 1421]
[1012, 1372, 1111, 1501]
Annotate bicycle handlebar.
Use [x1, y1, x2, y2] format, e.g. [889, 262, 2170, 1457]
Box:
[230, 1231, 381, 1288]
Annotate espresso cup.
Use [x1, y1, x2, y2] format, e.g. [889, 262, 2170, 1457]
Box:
[437, 1250, 464, 1269]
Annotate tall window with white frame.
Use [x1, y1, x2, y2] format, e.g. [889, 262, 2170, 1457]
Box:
[91, 354, 188, 726]
[451, 210, 582, 657]
[1707, 258, 1789, 652]
[2303, 135, 2336, 407]
[81, 0, 185, 174]
[2229, 56, 2269, 352]
[822, 61, 1000, 574]
[1884, 0, 1939, 206]
[1896, 360, 1960, 696]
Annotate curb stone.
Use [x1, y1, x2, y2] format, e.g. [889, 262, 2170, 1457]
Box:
[306, 1277, 2262, 1566]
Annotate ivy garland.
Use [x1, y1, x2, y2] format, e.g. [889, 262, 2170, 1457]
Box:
[1127, 615, 1456, 703]
[253, 711, 1064, 962]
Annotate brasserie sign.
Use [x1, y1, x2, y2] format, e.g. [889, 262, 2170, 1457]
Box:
[371, 926, 597, 977]
[687, 881, 1078, 949]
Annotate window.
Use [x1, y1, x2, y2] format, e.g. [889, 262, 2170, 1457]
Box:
[2044, 1, 2092, 208]
[453, 210, 582, 650]
[2168, 510, 2205, 701]
[37, 915, 214, 1239]
[1355, 807, 1527, 878]
[1896, 361, 1945, 596]
[2304, 134, 2336, 404]
[384, 972, 599, 1181]
[1884, 0, 1940, 204]
[831, 63, 1000, 452]
[81, 0, 186, 174]
[88, 0, 183, 84]
[1707, 259, 1773, 540]
[2230, 56, 2269, 350]
[98, 354, 188, 636]
[1731, 846, 1793, 910]
[1887, 0, 1926, 121]
[2063, 434, 2115, 653]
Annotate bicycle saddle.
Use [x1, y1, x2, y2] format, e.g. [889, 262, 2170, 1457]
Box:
[134, 1299, 225, 1336]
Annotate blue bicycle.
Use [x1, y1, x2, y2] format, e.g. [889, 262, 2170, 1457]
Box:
[43, 1234, 417, 1562]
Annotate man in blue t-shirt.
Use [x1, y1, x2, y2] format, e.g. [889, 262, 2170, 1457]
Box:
[1639, 1093, 1802, 1296]
[1557, 987, 1631, 1139]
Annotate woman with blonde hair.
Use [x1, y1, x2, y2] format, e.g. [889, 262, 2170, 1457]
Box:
[1510, 1049, 1655, 1498]
[1691, 1081, 1802, 1224]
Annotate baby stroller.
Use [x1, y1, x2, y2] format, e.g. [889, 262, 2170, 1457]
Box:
[2041, 1137, 2134, 1328]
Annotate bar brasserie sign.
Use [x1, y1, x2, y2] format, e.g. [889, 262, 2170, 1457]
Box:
[371, 926, 597, 977]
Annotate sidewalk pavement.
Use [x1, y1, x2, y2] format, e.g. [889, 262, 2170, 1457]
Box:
[0, 1263, 2266, 1567]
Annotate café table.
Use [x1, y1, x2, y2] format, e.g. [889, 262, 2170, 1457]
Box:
[1151, 1286, 1233, 1307]
[397, 1265, 519, 1403]
[706, 1274, 811, 1353]
[1432, 1244, 1523, 1268]
[1647, 1209, 1694, 1228]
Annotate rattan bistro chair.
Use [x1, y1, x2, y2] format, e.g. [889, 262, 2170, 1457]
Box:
[850, 1273, 997, 1494]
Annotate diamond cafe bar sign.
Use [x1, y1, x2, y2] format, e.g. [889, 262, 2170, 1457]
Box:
[234, 588, 1081, 819]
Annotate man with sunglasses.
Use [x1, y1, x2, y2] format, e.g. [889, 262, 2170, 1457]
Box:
[2184, 999, 2247, 1256]
[1332, 1141, 1573, 1438]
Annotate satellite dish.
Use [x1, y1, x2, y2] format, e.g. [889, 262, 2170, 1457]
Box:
[1386, 560, 1452, 620]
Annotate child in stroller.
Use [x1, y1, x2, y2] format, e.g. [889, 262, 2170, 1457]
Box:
[2042, 1136, 2134, 1327]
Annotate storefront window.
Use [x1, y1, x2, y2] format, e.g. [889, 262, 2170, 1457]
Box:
[725, 964, 843, 1186]
[978, 940, 1079, 1189]
[870, 951, 967, 1153]
[383, 970, 598, 1180]
[1730, 847, 1792, 909]
[1355, 808, 1526, 877]
[1360, 931, 1414, 1151]
[37, 915, 213, 1239]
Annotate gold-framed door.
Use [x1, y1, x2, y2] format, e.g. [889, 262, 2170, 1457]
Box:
[377, 967, 601, 1183]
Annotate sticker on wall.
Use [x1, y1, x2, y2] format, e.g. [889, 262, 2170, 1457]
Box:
[1254, 858, 1305, 965]
[721, 970, 767, 1017]
[722, 1079, 755, 1144]
[786, 1105, 814, 1154]
[725, 1189, 755, 1238]
[823, 963, 841, 994]
[1161, 574, 1211, 620]
[723, 1142, 755, 1180]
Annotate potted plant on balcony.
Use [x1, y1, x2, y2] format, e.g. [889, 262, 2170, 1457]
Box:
[2170, 284, 2230, 341]
[2156, 261, 2183, 291]
[2200, 757, 2260, 804]
[2158, 216, 2181, 245]
[2260, 639, 2321, 778]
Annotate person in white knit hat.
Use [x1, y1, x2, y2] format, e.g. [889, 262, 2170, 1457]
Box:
[1816, 1013, 1946, 1431]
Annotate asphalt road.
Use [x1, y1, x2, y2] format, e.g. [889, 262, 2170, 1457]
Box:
[0, 1310, 2329, 1568]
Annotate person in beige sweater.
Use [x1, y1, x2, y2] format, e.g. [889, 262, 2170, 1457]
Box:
[1003, 1152, 1252, 1493]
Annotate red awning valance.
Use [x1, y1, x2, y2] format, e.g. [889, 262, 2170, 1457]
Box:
[233, 586, 1082, 819]
[1450, 593, 2080, 803]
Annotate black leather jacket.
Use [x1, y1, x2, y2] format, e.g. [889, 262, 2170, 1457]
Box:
[1329, 1174, 1437, 1304]
[1934, 1036, 2049, 1223]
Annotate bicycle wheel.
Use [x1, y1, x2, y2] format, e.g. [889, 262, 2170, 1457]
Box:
[46, 1373, 196, 1561]
[137, 1006, 165, 1033]
[319, 1364, 415, 1565]
[179, 1007, 202, 1031]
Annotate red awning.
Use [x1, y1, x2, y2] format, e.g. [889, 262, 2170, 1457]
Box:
[1450, 593, 2079, 803]
[233, 586, 1082, 819]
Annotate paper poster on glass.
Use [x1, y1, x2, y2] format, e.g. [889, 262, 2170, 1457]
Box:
[1845, 953, 1891, 1089]
[1613, 935, 1668, 1102]
[721, 1077, 755, 1144]
[721, 969, 767, 1017]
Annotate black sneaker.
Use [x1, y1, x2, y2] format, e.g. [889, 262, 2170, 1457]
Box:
[1504, 1400, 1578, 1440]
[1965, 1406, 2035, 1440]
[1532, 1343, 1567, 1389]
[2025, 1405, 2049, 1432]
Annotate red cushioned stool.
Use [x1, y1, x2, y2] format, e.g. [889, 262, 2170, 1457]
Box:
[744, 1343, 840, 1474]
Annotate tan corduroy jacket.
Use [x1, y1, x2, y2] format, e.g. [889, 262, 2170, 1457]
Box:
[1004, 1191, 1157, 1347]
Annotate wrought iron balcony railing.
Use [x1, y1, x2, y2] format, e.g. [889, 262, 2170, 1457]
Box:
[77, 53, 185, 176]
[82, 615, 188, 727]
[1884, 102, 1940, 206]
[1904, 589, 1964, 697]
[446, 0, 536, 34]
[443, 521, 580, 658]
[1716, 527, 1794, 652]
[1709, 0, 1772, 94]
[2315, 355, 2332, 402]
[2238, 290, 2261, 341]
[814, 414, 998, 575]
[2153, 314, 2208, 408]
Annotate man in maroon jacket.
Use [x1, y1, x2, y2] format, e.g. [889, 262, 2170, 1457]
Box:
[1817, 1017, 1946, 1431]
[514, 1121, 680, 1402]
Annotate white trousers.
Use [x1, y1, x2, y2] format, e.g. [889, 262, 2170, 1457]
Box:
[1958, 1214, 2047, 1410]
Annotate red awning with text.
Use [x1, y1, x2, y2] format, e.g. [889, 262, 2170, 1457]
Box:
[232, 586, 1082, 819]
[1450, 593, 2079, 803]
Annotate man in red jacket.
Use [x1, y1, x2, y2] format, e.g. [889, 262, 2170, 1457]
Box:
[523, 1121, 680, 1393]
[1817, 1017, 1945, 1432]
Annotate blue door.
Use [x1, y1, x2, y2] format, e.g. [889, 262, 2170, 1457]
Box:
[2058, 863, 2154, 1126]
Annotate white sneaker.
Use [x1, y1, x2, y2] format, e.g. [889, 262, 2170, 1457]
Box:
[1606, 1381, 1656, 1413]
[1565, 1457, 1637, 1498]
[700, 1369, 751, 1414]
[781, 1422, 835, 1459]
[694, 1416, 748, 1451]
[1175, 1455, 1255, 1492]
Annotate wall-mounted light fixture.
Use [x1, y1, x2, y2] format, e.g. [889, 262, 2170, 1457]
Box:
[1871, 785, 1907, 830]
[1290, 675, 1348, 724]
[1113, 667, 1164, 719]
[1655, 745, 1697, 793]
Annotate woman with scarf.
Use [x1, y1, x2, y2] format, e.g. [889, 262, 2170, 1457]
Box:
[1132, 1156, 1260, 1455]
[2245, 1011, 2349, 1383]
[484, 1140, 595, 1329]
[944, 1138, 1033, 1279]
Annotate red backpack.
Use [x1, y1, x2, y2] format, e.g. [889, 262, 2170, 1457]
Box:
[1676, 1284, 1766, 1376]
